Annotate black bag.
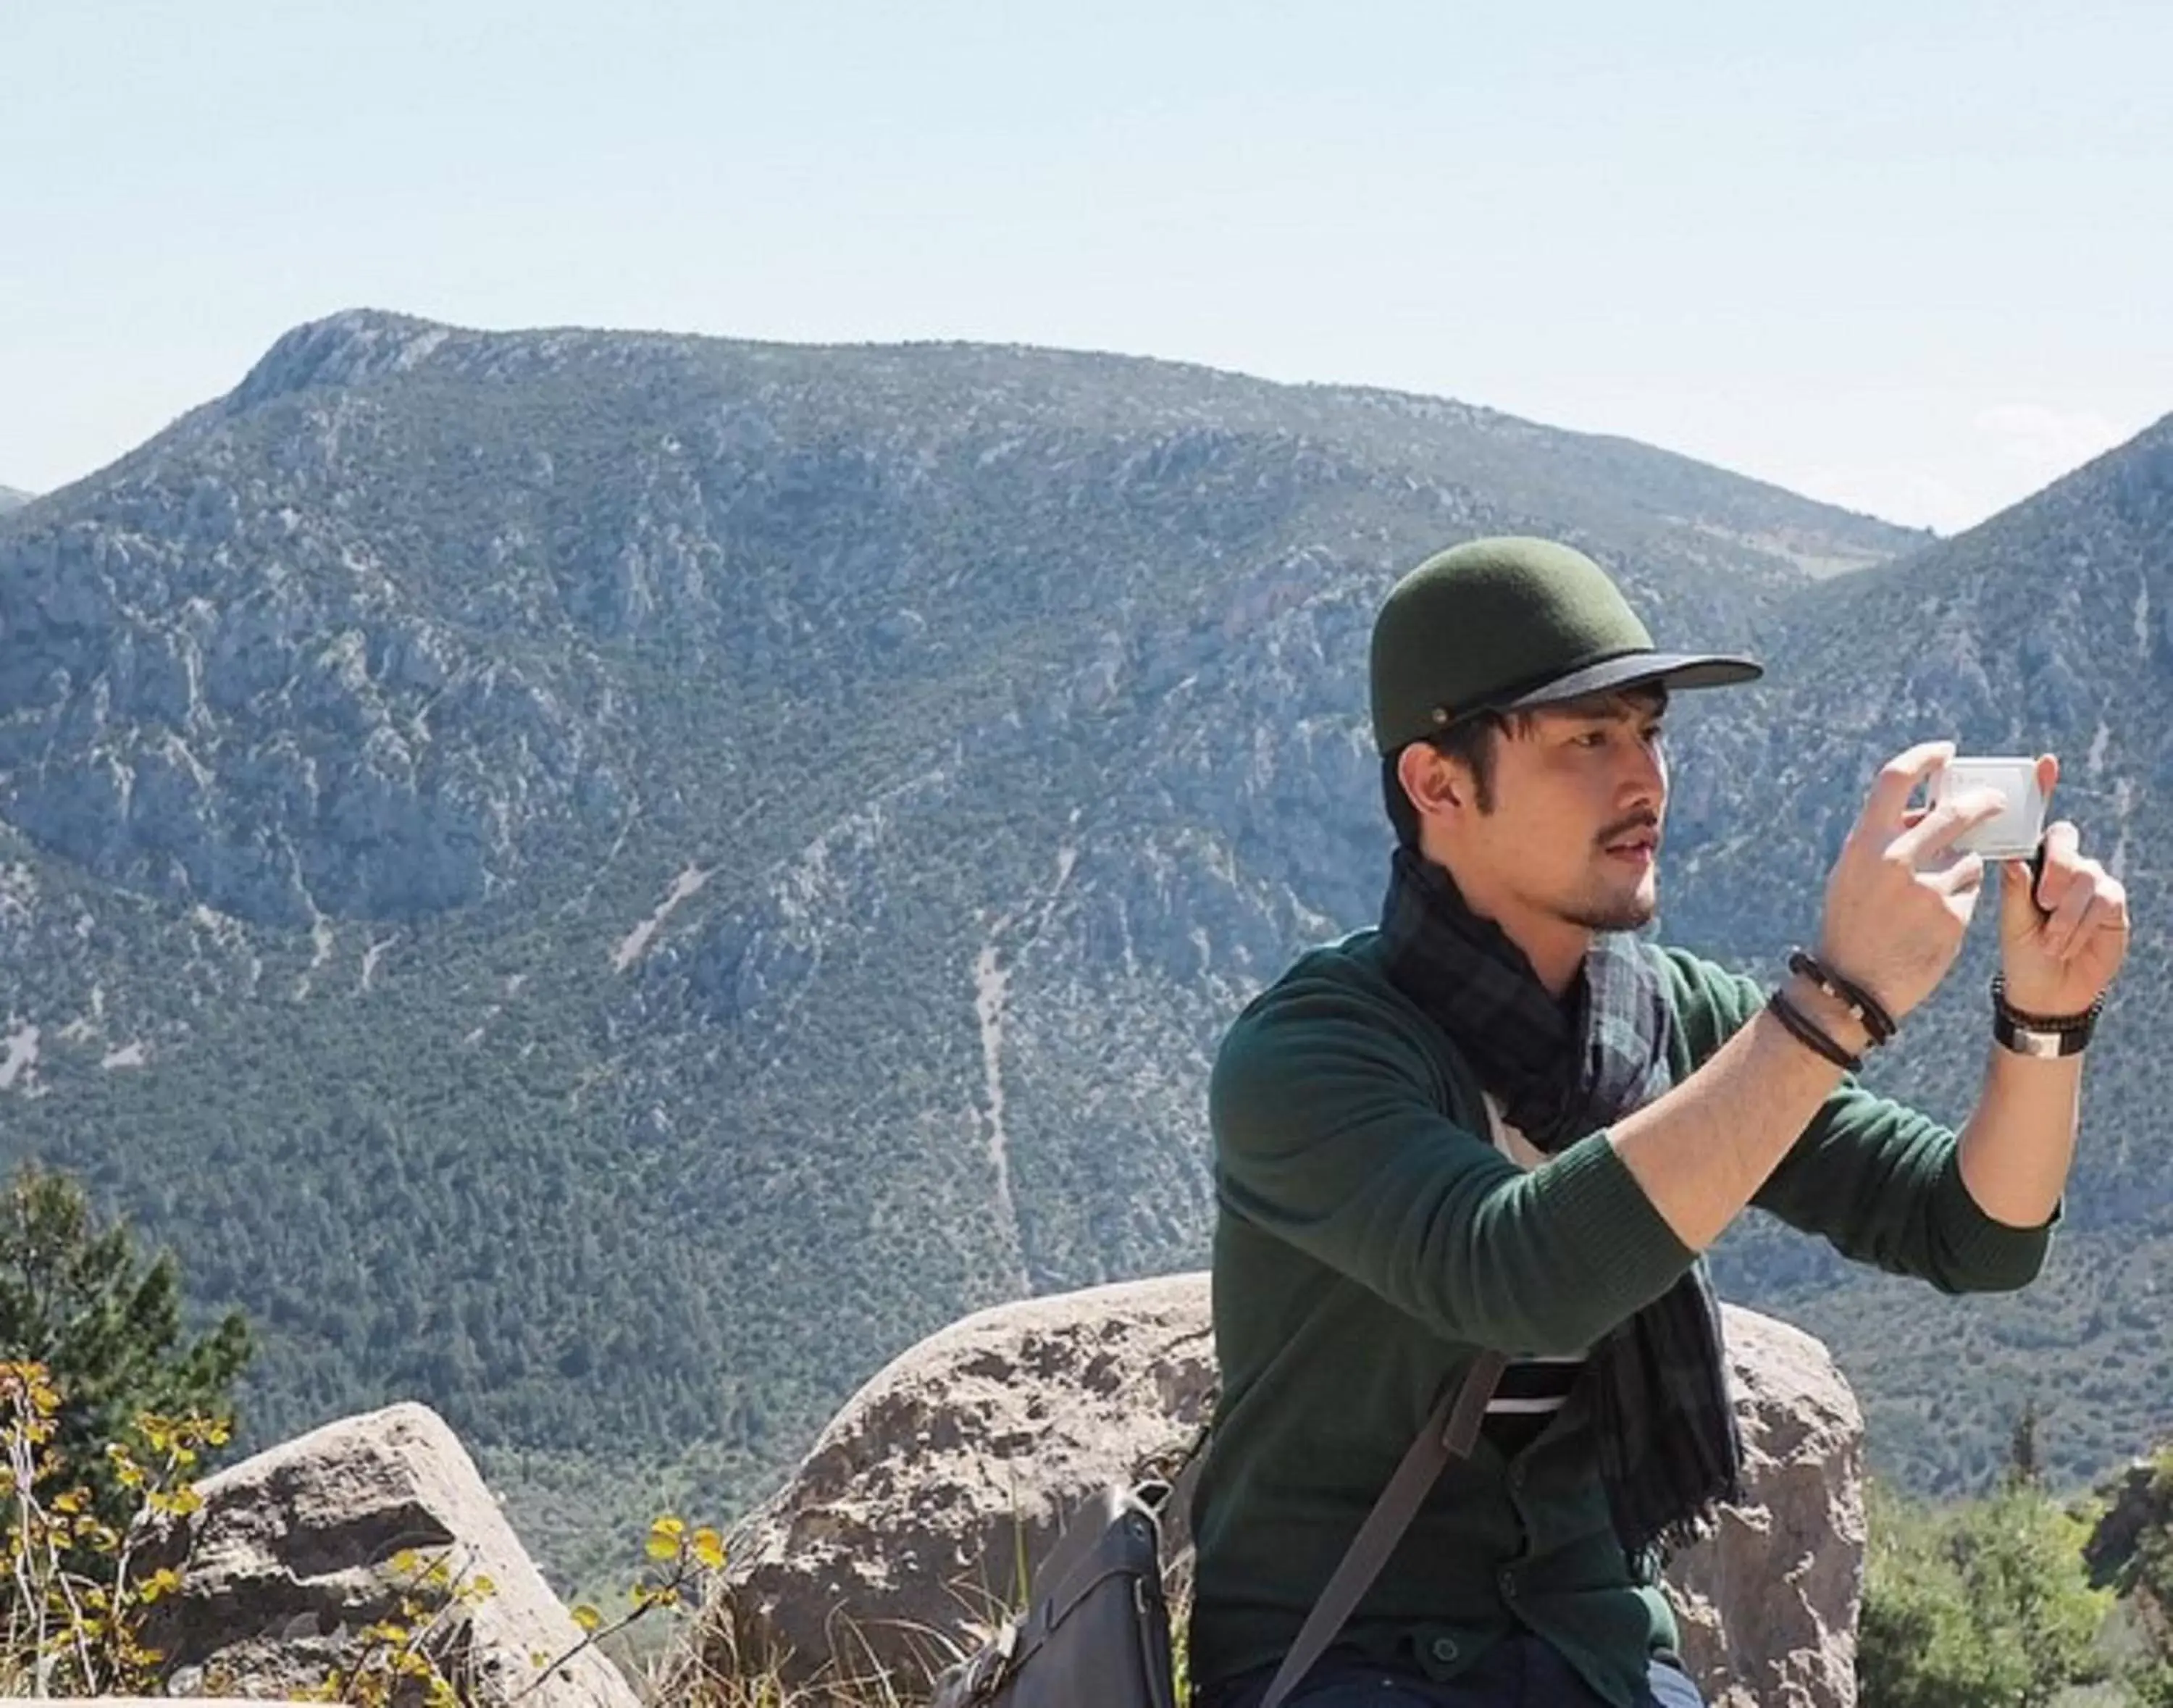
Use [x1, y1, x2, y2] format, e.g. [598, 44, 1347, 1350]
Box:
[930, 1479, 1178, 1708]
[931, 1352, 1504, 1708]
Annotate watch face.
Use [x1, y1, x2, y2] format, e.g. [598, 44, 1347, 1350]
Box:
[1998, 1018, 2086, 1058]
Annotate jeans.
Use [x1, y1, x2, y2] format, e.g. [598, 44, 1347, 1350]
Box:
[1197, 1634, 1707, 1707]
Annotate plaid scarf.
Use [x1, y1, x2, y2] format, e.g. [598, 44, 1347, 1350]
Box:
[1378, 845, 1742, 1559]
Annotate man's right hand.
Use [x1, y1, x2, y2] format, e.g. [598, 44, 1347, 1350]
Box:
[1815, 740, 2006, 1023]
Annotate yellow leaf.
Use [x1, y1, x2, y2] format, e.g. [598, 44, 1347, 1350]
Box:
[644, 1533, 679, 1561]
[571, 1604, 600, 1633]
[692, 1528, 727, 1570]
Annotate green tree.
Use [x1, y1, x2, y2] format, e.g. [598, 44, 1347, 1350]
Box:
[2096, 1446, 2173, 1707]
[0, 1162, 250, 1517]
[1856, 1478, 2111, 1708]
[2007, 1399, 2043, 1489]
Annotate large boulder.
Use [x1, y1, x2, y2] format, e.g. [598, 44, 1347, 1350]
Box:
[693, 1275, 1863, 1707]
[1664, 1309, 1867, 1708]
[145, 1402, 640, 1708]
[695, 1274, 1217, 1694]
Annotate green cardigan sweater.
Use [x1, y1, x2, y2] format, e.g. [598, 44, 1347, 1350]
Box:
[1189, 930, 2054, 1707]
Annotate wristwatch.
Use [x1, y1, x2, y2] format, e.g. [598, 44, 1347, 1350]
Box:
[1990, 976, 2101, 1058]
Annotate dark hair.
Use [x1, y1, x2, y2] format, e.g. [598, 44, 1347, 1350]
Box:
[1382, 711, 1514, 847]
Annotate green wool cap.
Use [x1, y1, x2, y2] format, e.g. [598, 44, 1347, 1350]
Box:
[1368, 536, 1762, 754]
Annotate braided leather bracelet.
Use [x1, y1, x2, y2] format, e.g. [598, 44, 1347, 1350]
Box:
[1766, 989, 1864, 1072]
[1786, 948, 1897, 1047]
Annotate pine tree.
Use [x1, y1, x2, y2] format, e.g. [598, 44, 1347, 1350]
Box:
[0, 1162, 251, 1515]
[2006, 1398, 2043, 1488]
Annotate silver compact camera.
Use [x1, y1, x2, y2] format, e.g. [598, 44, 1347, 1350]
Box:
[1930, 755, 2047, 861]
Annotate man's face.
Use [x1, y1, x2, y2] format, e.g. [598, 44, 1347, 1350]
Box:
[1455, 690, 1670, 933]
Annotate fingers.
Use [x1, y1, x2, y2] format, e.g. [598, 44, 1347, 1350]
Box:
[2000, 855, 2041, 924]
[2031, 821, 2083, 911]
[1890, 785, 2005, 866]
[1863, 742, 1959, 836]
[2038, 866, 2095, 958]
[2036, 752, 2059, 809]
[1927, 851, 1988, 898]
[2093, 874, 2134, 955]
[2040, 861, 2127, 962]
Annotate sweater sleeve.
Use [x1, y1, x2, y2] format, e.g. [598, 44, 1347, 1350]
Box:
[1665, 950, 2055, 1294]
[1209, 973, 1696, 1355]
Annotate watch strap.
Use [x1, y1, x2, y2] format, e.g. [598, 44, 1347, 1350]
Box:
[1992, 1011, 2092, 1058]
[1990, 976, 2101, 1056]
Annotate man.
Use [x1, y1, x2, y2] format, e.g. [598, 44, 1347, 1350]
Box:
[1188, 537, 2129, 1708]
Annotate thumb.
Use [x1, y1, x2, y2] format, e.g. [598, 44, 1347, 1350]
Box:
[1998, 857, 2045, 940]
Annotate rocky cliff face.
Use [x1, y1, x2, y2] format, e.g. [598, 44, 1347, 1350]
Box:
[0, 310, 2158, 1569]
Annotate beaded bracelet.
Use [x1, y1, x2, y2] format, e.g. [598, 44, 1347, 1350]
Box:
[1786, 948, 1897, 1047]
[1990, 976, 2103, 1034]
[1766, 989, 1864, 1073]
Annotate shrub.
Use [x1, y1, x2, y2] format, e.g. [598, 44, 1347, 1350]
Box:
[0, 1359, 220, 1694]
[1857, 1476, 2111, 1708]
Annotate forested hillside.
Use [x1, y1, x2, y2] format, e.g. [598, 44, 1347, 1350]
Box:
[0, 308, 2159, 1571]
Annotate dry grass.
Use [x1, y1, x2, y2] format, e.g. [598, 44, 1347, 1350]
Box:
[635, 1580, 1195, 1708]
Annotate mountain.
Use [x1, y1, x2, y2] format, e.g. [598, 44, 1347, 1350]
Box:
[0, 485, 31, 514]
[0, 306, 2140, 1577]
[1672, 413, 2173, 1493]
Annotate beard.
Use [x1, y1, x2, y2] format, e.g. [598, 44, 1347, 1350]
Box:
[1563, 893, 1658, 932]
[1556, 862, 1659, 932]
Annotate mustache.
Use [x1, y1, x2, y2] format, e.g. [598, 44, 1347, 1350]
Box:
[1597, 812, 1662, 848]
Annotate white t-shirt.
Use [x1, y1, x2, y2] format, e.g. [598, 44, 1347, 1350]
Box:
[1480, 1094, 1588, 1428]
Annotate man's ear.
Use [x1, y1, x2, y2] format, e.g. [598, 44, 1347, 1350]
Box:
[1397, 743, 1464, 819]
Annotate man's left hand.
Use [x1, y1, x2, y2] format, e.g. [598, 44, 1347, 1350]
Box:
[1999, 754, 2130, 1018]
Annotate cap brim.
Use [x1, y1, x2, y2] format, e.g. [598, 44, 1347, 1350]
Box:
[1500, 650, 1764, 711]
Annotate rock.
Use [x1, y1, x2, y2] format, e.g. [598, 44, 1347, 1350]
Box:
[695, 1275, 1216, 1692]
[1663, 1309, 1866, 1708]
[144, 1402, 639, 1708]
[690, 1276, 1862, 1708]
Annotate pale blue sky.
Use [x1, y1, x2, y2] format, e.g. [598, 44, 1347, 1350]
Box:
[4, 1, 2169, 530]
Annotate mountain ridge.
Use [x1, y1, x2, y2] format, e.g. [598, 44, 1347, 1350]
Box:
[0, 311, 2161, 1579]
